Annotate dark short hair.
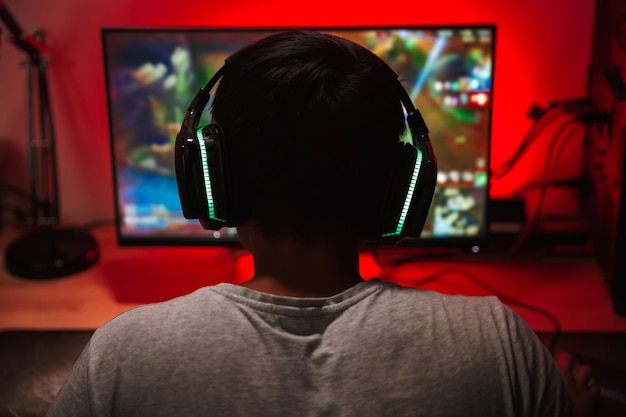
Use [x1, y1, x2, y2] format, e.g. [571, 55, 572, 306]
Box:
[211, 30, 406, 244]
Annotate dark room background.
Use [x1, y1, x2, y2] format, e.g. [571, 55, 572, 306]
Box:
[0, 0, 595, 228]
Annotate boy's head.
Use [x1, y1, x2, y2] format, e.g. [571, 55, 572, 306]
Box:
[176, 30, 435, 245]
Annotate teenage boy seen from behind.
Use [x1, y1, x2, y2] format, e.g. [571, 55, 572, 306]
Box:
[47, 30, 578, 417]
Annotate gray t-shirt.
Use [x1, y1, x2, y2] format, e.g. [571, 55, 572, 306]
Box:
[46, 279, 573, 416]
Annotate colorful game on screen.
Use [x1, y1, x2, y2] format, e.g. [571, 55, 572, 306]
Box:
[102, 26, 494, 245]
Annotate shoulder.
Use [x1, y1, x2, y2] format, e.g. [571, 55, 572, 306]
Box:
[374, 280, 542, 352]
[368, 279, 511, 318]
[90, 285, 235, 345]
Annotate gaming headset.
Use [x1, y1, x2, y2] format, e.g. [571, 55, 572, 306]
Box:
[175, 56, 437, 244]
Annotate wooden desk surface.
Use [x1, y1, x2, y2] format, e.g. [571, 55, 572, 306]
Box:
[1, 225, 625, 333]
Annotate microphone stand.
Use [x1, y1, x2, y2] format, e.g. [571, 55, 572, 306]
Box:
[1, 1, 98, 279]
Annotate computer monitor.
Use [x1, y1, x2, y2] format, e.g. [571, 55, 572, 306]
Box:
[102, 26, 495, 246]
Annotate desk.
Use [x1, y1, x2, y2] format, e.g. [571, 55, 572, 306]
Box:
[1, 225, 626, 333]
[2, 225, 626, 416]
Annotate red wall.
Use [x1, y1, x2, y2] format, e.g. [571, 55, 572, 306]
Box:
[0, 0, 595, 227]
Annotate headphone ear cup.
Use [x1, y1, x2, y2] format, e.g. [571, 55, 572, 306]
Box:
[380, 142, 435, 242]
[175, 124, 232, 230]
[175, 123, 203, 219]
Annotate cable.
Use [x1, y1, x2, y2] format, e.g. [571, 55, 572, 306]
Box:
[491, 99, 594, 180]
[512, 177, 584, 194]
[492, 103, 569, 179]
[507, 119, 583, 254]
[370, 246, 468, 268]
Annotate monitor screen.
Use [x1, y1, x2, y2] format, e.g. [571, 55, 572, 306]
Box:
[102, 26, 495, 246]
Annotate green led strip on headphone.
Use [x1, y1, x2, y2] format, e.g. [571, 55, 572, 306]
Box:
[381, 147, 423, 238]
[196, 126, 227, 224]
